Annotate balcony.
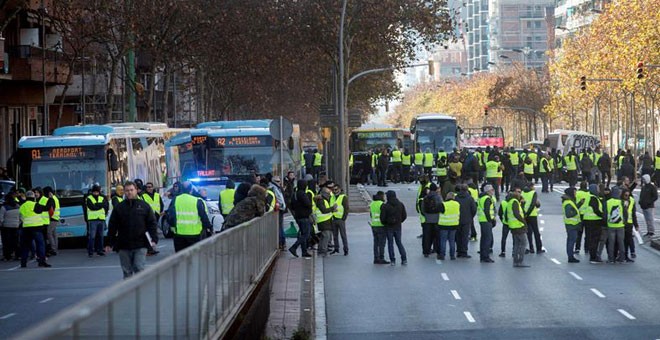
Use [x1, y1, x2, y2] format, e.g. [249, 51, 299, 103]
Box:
[6, 45, 69, 84]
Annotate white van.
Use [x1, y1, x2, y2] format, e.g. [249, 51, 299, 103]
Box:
[547, 130, 600, 155]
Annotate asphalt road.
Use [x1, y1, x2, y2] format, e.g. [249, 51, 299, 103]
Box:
[0, 237, 175, 338]
[321, 181, 660, 340]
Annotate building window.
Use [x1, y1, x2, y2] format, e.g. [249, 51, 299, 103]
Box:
[535, 21, 543, 29]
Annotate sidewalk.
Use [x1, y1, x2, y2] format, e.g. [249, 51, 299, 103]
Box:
[264, 250, 315, 339]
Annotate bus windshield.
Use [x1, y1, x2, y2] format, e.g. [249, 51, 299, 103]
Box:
[20, 146, 107, 198]
[206, 135, 275, 177]
[415, 119, 457, 152]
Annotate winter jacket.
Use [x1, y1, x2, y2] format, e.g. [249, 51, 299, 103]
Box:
[224, 185, 267, 229]
[0, 202, 20, 228]
[454, 191, 477, 225]
[107, 199, 158, 250]
[421, 192, 442, 224]
[639, 183, 658, 209]
[291, 188, 313, 219]
[380, 197, 407, 228]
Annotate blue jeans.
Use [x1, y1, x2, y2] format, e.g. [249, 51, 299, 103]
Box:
[437, 227, 457, 257]
[566, 228, 578, 259]
[20, 227, 46, 264]
[87, 220, 106, 255]
[118, 248, 147, 278]
[292, 218, 311, 254]
[278, 211, 286, 247]
[385, 226, 407, 262]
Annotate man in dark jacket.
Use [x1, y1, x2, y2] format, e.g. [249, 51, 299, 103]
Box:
[377, 149, 390, 187]
[619, 157, 636, 183]
[289, 180, 313, 258]
[598, 152, 612, 186]
[421, 183, 442, 257]
[639, 174, 658, 237]
[166, 182, 213, 252]
[380, 190, 407, 265]
[454, 185, 477, 258]
[106, 181, 158, 278]
[583, 184, 605, 263]
[478, 185, 496, 263]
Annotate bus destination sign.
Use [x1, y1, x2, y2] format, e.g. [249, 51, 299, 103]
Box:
[31, 147, 91, 160]
[356, 131, 394, 139]
[214, 136, 270, 147]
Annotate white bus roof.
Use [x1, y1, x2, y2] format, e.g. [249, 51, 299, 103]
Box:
[414, 114, 456, 121]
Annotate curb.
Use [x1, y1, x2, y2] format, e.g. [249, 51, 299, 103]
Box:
[313, 255, 327, 340]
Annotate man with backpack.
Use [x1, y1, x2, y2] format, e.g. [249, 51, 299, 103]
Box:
[421, 183, 442, 257]
[380, 190, 407, 265]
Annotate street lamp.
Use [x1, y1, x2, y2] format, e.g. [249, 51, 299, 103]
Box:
[338, 0, 349, 190]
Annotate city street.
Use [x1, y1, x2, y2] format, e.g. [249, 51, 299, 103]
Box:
[0, 238, 175, 338]
[321, 182, 660, 339]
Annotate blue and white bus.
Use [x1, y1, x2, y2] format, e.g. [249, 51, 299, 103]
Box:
[13, 125, 168, 239]
[166, 120, 302, 184]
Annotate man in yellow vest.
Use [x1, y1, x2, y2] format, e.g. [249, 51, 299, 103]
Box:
[621, 188, 638, 263]
[521, 183, 543, 254]
[19, 190, 51, 268]
[330, 185, 349, 255]
[562, 188, 582, 263]
[313, 149, 323, 180]
[167, 182, 212, 252]
[478, 184, 496, 263]
[219, 180, 236, 218]
[423, 148, 434, 177]
[401, 148, 412, 183]
[564, 149, 579, 187]
[300, 150, 307, 177]
[485, 156, 504, 200]
[142, 182, 164, 256]
[315, 186, 336, 257]
[370, 191, 388, 264]
[112, 185, 124, 209]
[86, 185, 109, 257]
[539, 153, 552, 193]
[437, 192, 460, 261]
[413, 148, 425, 183]
[605, 188, 626, 263]
[106, 181, 158, 278]
[507, 188, 528, 267]
[390, 147, 402, 183]
[654, 150, 660, 187]
[42, 186, 60, 257]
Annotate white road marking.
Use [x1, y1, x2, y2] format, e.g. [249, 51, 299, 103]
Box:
[39, 297, 54, 304]
[618, 309, 636, 320]
[441, 273, 449, 281]
[464, 311, 476, 323]
[436, 260, 443, 265]
[304, 279, 311, 282]
[540, 220, 545, 224]
[0, 313, 16, 320]
[591, 288, 606, 298]
[538, 214, 543, 217]
[551, 258, 562, 265]
[451, 290, 462, 300]
[304, 308, 311, 312]
[569, 272, 583, 280]
[540, 227, 544, 232]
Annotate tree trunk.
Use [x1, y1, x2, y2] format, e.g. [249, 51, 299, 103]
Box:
[161, 65, 170, 124]
[146, 63, 157, 122]
[105, 58, 119, 123]
[56, 58, 76, 127]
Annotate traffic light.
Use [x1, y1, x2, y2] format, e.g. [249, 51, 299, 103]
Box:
[484, 105, 489, 116]
[579, 76, 586, 91]
[637, 62, 645, 79]
[428, 59, 434, 76]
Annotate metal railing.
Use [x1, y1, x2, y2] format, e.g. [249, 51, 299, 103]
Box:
[15, 212, 279, 340]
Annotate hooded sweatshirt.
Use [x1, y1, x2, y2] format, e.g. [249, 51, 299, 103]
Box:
[380, 191, 407, 228]
[454, 190, 477, 225]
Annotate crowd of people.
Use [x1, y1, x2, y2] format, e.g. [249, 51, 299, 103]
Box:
[366, 144, 659, 267]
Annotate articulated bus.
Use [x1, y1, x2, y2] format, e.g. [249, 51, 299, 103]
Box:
[460, 126, 505, 149]
[410, 114, 458, 154]
[349, 128, 407, 183]
[13, 125, 168, 239]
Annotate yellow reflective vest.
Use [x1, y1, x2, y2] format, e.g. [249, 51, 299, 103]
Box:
[438, 200, 460, 227]
[174, 194, 203, 235]
[142, 192, 162, 214]
[86, 195, 106, 221]
[20, 201, 42, 227]
[370, 200, 384, 227]
[219, 188, 236, 215]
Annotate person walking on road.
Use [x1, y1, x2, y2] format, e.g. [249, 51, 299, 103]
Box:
[455, 185, 476, 258]
[380, 190, 408, 265]
[330, 185, 349, 255]
[111, 185, 124, 209]
[498, 191, 512, 258]
[106, 181, 158, 278]
[167, 182, 212, 252]
[477, 185, 496, 263]
[289, 180, 313, 258]
[437, 192, 460, 261]
[506, 188, 528, 267]
[639, 174, 657, 238]
[219, 180, 236, 219]
[42, 186, 60, 256]
[19, 191, 50, 268]
[85, 185, 109, 257]
[485, 156, 504, 200]
[562, 188, 582, 263]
